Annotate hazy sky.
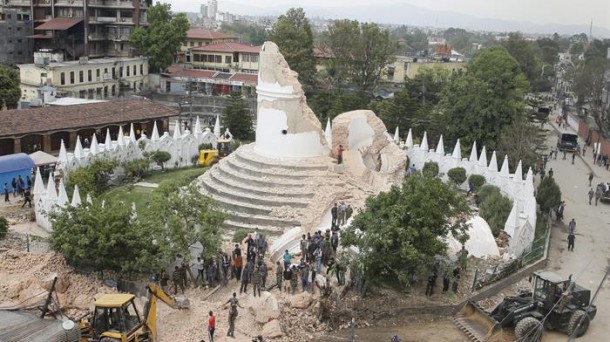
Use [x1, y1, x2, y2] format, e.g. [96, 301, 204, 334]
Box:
[170, 0, 610, 32]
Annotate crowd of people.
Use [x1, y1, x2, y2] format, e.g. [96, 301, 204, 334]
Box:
[3, 174, 33, 208]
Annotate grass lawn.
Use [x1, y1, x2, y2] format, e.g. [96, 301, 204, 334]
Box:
[101, 167, 208, 212]
[141, 166, 207, 184]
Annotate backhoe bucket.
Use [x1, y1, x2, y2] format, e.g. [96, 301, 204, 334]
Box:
[453, 302, 503, 342]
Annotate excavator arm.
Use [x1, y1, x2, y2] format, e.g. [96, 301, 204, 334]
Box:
[142, 283, 187, 341]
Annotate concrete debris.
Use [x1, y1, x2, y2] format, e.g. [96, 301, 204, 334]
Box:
[262, 319, 284, 339]
[290, 291, 313, 309]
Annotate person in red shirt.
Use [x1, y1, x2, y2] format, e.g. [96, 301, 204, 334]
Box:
[207, 310, 215, 342]
[337, 144, 344, 165]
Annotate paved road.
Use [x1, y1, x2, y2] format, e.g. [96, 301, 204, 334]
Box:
[541, 118, 610, 342]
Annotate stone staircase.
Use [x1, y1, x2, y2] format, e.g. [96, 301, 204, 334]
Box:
[198, 144, 346, 237]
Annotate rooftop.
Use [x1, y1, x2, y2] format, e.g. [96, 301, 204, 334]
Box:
[191, 42, 260, 54]
[186, 28, 235, 40]
[0, 98, 177, 137]
[164, 67, 258, 85]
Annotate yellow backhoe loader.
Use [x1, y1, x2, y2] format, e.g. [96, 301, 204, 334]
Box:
[198, 138, 232, 167]
[79, 283, 188, 342]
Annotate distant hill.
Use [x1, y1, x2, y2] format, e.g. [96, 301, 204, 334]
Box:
[220, 1, 610, 37]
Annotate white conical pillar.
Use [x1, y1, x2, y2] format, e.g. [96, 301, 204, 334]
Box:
[478, 146, 487, 167]
[46, 176, 57, 200]
[90, 134, 99, 155]
[57, 179, 69, 207]
[436, 135, 445, 155]
[33, 167, 45, 196]
[213, 115, 221, 138]
[469, 141, 478, 163]
[488, 151, 498, 172]
[104, 128, 112, 151]
[525, 167, 534, 188]
[452, 139, 461, 159]
[151, 121, 160, 141]
[420, 132, 429, 151]
[173, 119, 181, 140]
[405, 129, 413, 149]
[129, 123, 136, 143]
[193, 117, 202, 136]
[324, 118, 332, 147]
[86, 193, 93, 204]
[504, 201, 520, 237]
[513, 160, 523, 182]
[500, 155, 510, 176]
[117, 126, 125, 146]
[58, 139, 68, 165]
[74, 136, 83, 159]
[394, 127, 400, 143]
[71, 185, 82, 206]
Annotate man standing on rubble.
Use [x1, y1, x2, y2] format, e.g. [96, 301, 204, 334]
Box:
[331, 203, 338, 228]
[251, 265, 262, 297]
[226, 292, 243, 337]
[275, 261, 283, 292]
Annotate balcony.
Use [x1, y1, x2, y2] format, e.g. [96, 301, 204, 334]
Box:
[87, 0, 135, 8]
[33, 0, 51, 6]
[5, 0, 31, 6]
[54, 0, 83, 6]
[88, 32, 106, 40]
[111, 34, 130, 41]
[91, 16, 118, 23]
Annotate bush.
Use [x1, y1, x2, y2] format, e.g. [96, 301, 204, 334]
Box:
[447, 167, 467, 185]
[422, 161, 439, 178]
[0, 216, 8, 240]
[122, 158, 150, 181]
[198, 143, 213, 150]
[477, 185, 501, 205]
[479, 190, 512, 236]
[233, 229, 248, 243]
[536, 177, 561, 213]
[151, 151, 171, 170]
[468, 174, 486, 191]
[66, 158, 118, 196]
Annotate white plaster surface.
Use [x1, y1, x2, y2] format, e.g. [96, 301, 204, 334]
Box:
[446, 216, 500, 258]
[348, 116, 375, 150]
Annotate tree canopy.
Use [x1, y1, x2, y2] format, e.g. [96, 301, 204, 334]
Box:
[130, 3, 189, 72]
[323, 20, 397, 92]
[0, 65, 20, 110]
[269, 8, 317, 91]
[222, 92, 254, 141]
[340, 174, 471, 285]
[536, 176, 562, 213]
[66, 158, 118, 196]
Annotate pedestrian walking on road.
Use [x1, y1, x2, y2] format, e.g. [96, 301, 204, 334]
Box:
[563, 150, 567, 160]
[567, 234, 575, 251]
[572, 151, 576, 164]
[4, 183, 10, 203]
[588, 172, 594, 187]
[548, 168, 554, 178]
[595, 187, 601, 206]
[568, 218, 576, 235]
[583, 145, 587, 156]
[207, 311, 216, 342]
[588, 188, 595, 205]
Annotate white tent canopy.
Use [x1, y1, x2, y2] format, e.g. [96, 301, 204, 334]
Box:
[29, 151, 58, 167]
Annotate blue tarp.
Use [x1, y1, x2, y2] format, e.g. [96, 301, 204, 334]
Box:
[0, 153, 35, 193]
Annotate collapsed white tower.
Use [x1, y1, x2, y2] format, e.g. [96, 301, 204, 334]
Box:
[254, 42, 330, 159]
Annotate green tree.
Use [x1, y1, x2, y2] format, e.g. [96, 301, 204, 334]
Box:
[49, 198, 162, 272]
[220, 22, 268, 45]
[496, 113, 546, 172]
[0, 65, 20, 110]
[66, 158, 118, 196]
[468, 174, 486, 191]
[422, 161, 439, 178]
[536, 177, 562, 213]
[130, 3, 189, 72]
[151, 151, 171, 170]
[141, 185, 226, 261]
[440, 47, 529, 148]
[478, 188, 512, 236]
[340, 174, 471, 285]
[122, 158, 150, 181]
[222, 92, 254, 141]
[269, 8, 316, 91]
[324, 20, 397, 92]
[0, 216, 8, 240]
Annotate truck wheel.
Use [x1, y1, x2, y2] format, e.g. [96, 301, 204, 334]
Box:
[568, 310, 590, 337]
[515, 317, 543, 342]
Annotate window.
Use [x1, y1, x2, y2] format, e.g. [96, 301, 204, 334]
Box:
[250, 55, 258, 63]
[126, 66, 130, 76]
[194, 54, 201, 62]
[214, 55, 221, 63]
[133, 65, 136, 75]
[225, 56, 232, 64]
[112, 67, 115, 78]
[79, 70, 84, 83]
[17, 39, 22, 43]
[242, 54, 249, 62]
[70, 71, 74, 84]
[61, 72, 65, 85]
[119, 67, 123, 78]
[96, 69, 100, 78]
[198, 42, 202, 46]
[140, 64, 143, 75]
[88, 70, 92, 82]
[190, 41, 194, 47]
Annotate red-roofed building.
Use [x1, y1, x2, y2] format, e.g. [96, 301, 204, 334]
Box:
[179, 28, 237, 63]
[188, 42, 260, 74]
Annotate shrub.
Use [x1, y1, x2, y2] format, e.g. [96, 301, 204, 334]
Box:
[468, 174, 486, 190]
[477, 185, 501, 205]
[198, 143, 213, 150]
[479, 191, 512, 236]
[422, 161, 439, 178]
[536, 177, 561, 213]
[447, 167, 467, 185]
[66, 158, 118, 196]
[233, 229, 248, 243]
[151, 151, 171, 170]
[0, 216, 8, 240]
[122, 158, 150, 181]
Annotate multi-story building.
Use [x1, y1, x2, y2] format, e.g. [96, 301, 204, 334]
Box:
[207, 0, 217, 20]
[180, 28, 236, 63]
[0, 0, 150, 61]
[190, 42, 259, 73]
[0, 8, 34, 64]
[18, 56, 149, 102]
